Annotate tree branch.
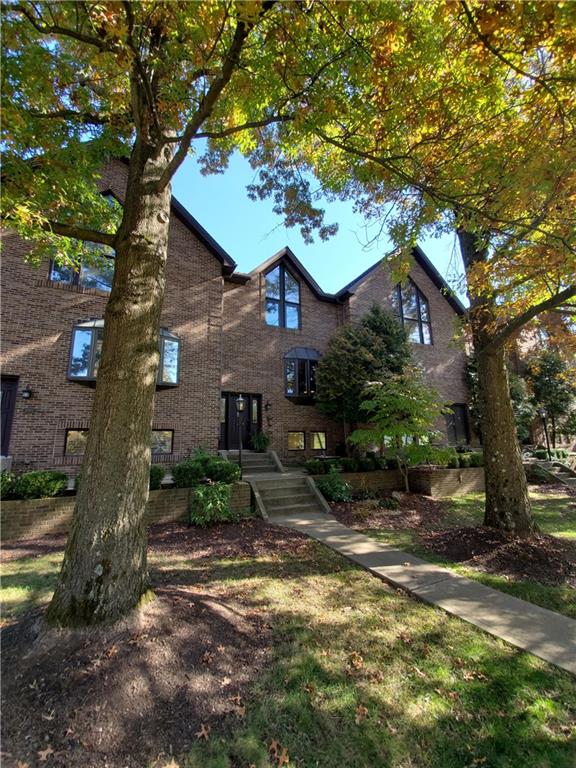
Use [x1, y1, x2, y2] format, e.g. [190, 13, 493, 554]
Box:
[482, 284, 576, 354]
[26, 108, 122, 125]
[170, 113, 293, 142]
[154, 7, 273, 191]
[42, 220, 116, 247]
[12, 3, 115, 51]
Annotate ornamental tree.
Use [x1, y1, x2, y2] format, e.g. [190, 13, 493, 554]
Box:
[252, 0, 576, 534]
[349, 368, 450, 492]
[315, 305, 411, 447]
[527, 350, 576, 447]
[1, 0, 365, 626]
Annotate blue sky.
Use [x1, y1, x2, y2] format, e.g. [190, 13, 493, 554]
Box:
[173, 151, 468, 302]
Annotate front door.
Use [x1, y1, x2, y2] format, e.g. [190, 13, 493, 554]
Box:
[1, 376, 18, 456]
[220, 392, 261, 450]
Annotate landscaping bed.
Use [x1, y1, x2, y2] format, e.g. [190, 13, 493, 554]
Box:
[331, 486, 576, 618]
[2, 519, 576, 768]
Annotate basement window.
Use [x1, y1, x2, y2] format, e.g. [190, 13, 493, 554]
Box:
[287, 431, 305, 451]
[65, 428, 174, 456]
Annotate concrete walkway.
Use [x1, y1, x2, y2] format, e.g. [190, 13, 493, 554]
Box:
[270, 511, 576, 675]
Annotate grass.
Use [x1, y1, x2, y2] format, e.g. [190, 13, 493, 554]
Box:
[363, 488, 576, 620]
[2, 538, 575, 767]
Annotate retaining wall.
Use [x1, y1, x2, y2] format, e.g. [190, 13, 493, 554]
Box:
[0, 482, 252, 542]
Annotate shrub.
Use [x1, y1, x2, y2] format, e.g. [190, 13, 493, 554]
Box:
[250, 430, 271, 452]
[386, 456, 400, 470]
[173, 448, 239, 488]
[204, 457, 240, 484]
[357, 457, 376, 472]
[458, 453, 472, 468]
[13, 470, 68, 499]
[0, 471, 17, 500]
[189, 481, 237, 527]
[305, 459, 327, 475]
[379, 497, 400, 510]
[149, 465, 165, 491]
[316, 468, 352, 502]
[340, 457, 359, 473]
[469, 452, 484, 467]
[533, 449, 549, 460]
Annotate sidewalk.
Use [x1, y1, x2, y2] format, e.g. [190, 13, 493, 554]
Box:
[270, 511, 576, 675]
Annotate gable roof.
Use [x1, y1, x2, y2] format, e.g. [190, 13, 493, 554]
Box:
[336, 245, 466, 316]
[170, 196, 236, 275]
[249, 247, 348, 303]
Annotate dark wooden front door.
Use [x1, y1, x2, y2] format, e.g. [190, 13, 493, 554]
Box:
[220, 393, 261, 450]
[1, 376, 18, 456]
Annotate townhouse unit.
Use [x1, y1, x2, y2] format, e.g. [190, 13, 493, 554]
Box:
[1, 160, 470, 476]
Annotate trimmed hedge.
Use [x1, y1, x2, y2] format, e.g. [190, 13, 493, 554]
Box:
[1, 470, 68, 500]
[149, 465, 166, 491]
[173, 448, 240, 488]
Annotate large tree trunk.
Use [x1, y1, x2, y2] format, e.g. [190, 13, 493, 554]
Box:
[476, 347, 535, 535]
[458, 227, 536, 537]
[46, 141, 173, 626]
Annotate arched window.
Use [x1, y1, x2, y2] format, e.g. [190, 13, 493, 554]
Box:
[284, 347, 319, 404]
[68, 319, 180, 386]
[265, 264, 301, 329]
[392, 279, 432, 344]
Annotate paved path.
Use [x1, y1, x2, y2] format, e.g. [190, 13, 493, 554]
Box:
[269, 511, 576, 675]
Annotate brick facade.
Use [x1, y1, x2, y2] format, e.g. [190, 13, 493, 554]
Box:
[1, 160, 470, 472]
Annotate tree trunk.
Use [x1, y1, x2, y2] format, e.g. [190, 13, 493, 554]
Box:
[476, 347, 535, 535]
[46, 141, 173, 626]
[457, 227, 536, 537]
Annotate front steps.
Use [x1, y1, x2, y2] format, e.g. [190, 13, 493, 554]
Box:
[223, 449, 283, 476]
[250, 474, 330, 520]
[531, 459, 576, 489]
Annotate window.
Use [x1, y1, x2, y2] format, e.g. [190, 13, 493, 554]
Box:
[287, 431, 305, 450]
[265, 264, 301, 329]
[68, 320, 180, 386]
[311, 431, 326, 450]
[284, 347, 319, 404]
[64, 429, 89, 456]
[392, 279, 432, 345]
[50, 243, 115, 293]
[445, 404, 470, 445]
[65, 428, 173, 456]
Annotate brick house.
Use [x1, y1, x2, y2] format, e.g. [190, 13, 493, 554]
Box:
[1, 160, 470, 475]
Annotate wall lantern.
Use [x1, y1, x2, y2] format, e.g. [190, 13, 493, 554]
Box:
[21, 385, 33, 400]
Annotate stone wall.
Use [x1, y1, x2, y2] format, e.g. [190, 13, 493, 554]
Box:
[0, 482, 252, 542]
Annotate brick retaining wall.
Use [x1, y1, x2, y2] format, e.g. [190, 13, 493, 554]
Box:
[312, 470, 404, 492]
[408, 467, 485, 497]
[0, 482, 253, 542]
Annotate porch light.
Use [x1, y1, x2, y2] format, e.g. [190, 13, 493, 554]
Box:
[21, 385, 33, 400]
[236, 394, 246, 413]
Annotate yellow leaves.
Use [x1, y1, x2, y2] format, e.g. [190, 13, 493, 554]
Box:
[355, 704, 368, 724]
[269, 739, 290, 766]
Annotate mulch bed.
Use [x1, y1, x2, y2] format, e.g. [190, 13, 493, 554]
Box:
[1, 520, 309, 768]
[419, 527, 576, 587]
[330, 488, 576, 588]
[331, 493, 445, 531]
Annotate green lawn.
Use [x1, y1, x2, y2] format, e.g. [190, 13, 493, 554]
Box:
[2, 536, 575, 767]
[364, 488, 576, 620]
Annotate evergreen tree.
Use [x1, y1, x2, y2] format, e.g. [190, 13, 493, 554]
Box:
[315, 305, 411, 445]
[527, 351, 576, 447]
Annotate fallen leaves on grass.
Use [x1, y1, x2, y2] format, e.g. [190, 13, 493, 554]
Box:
[355, 704, 368, 724]
[348, 651, 364, 670]
[269, 740, 290, 766]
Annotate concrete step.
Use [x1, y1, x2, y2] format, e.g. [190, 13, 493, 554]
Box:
[265, 493, 316, 508]
[242, 463, 277, 471]
[254, 476, 308, 486]
[266, 502, 323, 516]
[259, 487, 312, 500]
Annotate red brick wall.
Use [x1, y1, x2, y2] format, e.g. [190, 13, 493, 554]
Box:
[222, 268, 347, 458]
[1, 160, 223, 475]
[0, 482, 253, 542]
[346, 260, 470, 441]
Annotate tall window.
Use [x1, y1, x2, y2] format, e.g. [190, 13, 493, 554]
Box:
[50, 243, 115, 293]
[445, 404, 470, 445]
[265, 264, 300, 329]
[284, 347, 319, 403]
[68, 320, 180, 386]
[392, 279, 432, 344]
